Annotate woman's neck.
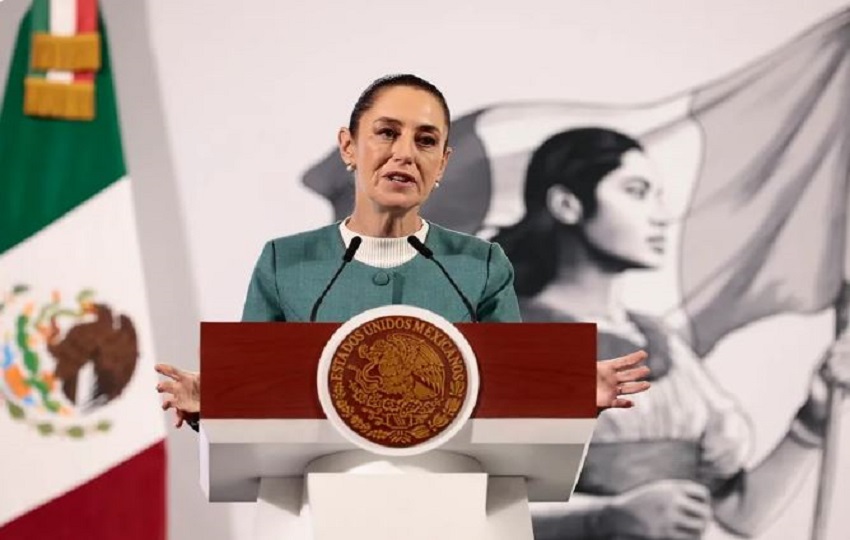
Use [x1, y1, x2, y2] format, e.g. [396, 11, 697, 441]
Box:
[346, 207, 422, 238]
[535, 236, 628, 325]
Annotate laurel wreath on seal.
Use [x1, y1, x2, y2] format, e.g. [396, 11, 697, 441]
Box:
[332, 378, 466, 445]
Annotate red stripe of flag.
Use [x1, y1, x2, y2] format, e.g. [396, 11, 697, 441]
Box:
[0, 441, 167, 540]
[76, 0, 97, 32]
[75, 0, 97, 83]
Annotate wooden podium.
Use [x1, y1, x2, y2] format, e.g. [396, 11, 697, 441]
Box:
[199, 318, 596, 540]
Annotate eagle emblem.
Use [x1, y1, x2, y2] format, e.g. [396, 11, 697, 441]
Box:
[355, 333, 445, 401]
[327, 315, 469, 449]
[0, 284, 138, 438]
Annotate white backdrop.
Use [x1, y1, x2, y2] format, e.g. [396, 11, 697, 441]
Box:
[2, 1, 849, 539]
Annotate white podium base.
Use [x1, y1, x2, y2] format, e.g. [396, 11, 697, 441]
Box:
[252, 451, 534, 540]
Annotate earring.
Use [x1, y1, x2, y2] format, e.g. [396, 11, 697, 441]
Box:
[434, 181, 441, 189]
[345, 163, 355, 173]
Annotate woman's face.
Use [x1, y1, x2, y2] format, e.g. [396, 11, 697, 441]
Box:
[340, 85, 451, 214]
[581, 149, 668, 269]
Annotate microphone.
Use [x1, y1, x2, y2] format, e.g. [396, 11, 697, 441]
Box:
[310, 236, 362, 322]
[407, 236, 478, 323]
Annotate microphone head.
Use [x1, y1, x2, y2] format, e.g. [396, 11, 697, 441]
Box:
[407, 235, 433, 258]
[343, 236, 363, 262]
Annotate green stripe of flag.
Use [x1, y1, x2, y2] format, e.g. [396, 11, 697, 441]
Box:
[0, 11, 126, 255]
[31, 0, 49, 33]
[29, 0, 49, 77]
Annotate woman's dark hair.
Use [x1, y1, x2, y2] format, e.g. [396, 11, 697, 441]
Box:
[492, 127, 643, 297]
[348, 74, 451, 145]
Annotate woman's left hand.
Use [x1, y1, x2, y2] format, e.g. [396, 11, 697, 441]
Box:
[596, 350, 651, 412]
[798, 330, 850, 432]
[820, 329, 850, 392]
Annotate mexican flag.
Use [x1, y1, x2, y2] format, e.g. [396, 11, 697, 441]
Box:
[0, 2, 166, 539]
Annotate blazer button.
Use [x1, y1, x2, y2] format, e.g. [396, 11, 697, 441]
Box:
[372, 271, 391, 286]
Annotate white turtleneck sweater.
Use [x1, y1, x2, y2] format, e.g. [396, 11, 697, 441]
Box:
[338, 219, 429, 268]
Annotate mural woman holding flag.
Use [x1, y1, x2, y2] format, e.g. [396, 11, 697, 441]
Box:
[497, 127, 850, 540]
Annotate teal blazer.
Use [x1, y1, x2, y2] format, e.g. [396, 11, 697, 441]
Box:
[241, 222, 521, 324]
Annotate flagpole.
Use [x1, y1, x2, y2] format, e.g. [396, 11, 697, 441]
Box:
[810, 282, 849, 540]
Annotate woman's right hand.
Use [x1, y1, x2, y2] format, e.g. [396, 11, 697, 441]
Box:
[155, 363, 201, 428]
[597, 479, 712, 539]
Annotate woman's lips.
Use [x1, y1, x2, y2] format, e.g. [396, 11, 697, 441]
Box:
[383, 171, 417, 186]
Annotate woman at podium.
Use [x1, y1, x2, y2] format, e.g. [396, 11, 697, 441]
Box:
[155, 75, 652, 431]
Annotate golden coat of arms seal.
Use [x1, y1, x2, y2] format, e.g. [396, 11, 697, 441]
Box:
[317, 306, 479, 456]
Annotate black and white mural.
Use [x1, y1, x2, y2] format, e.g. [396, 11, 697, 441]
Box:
[303, 10, 850, 540]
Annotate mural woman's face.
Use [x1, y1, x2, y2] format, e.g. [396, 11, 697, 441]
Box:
[581, 149, 668, 269]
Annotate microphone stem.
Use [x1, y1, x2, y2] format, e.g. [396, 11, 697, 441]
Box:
[310, 259, 349, 322]
[310, 237, 362, 322]
[431, 258, 478, 323]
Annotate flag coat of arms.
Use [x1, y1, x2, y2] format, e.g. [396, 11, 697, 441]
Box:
[0, 2, 166, 538]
